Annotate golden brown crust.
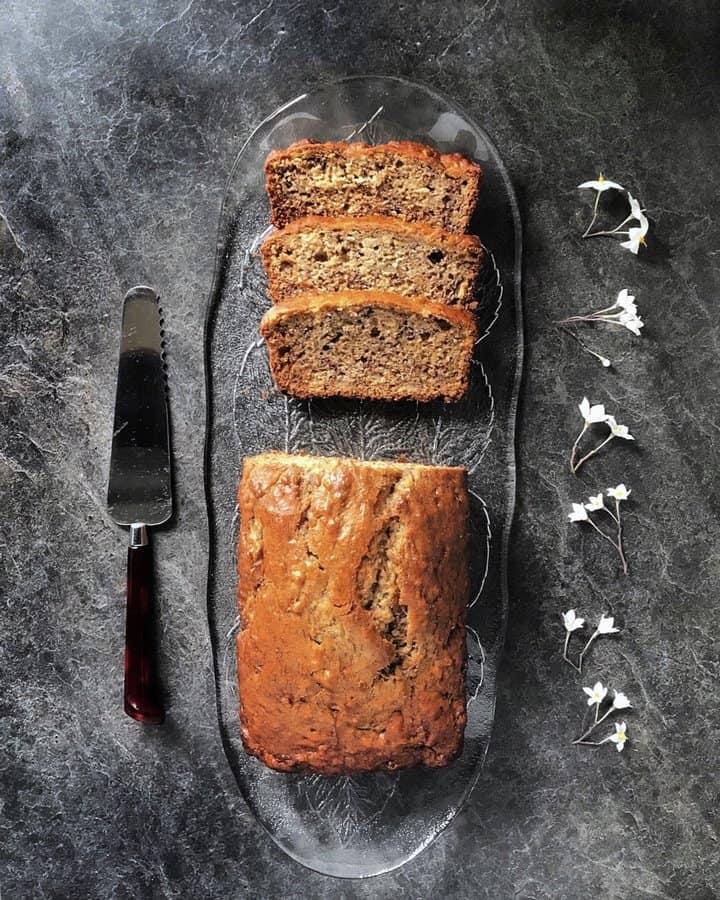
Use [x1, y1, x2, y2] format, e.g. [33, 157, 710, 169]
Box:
[237, 452, 469, 774]
[264, 139, 482, 181]
[260, 288, 478, 330]
[262, 214, 484, 253]
[264, 140, 482, 232]
[259, 290, 477, 403]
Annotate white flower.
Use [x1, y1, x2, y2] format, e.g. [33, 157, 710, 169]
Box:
[583, 681, 608, 706]
[621, 227, 646, 254]
[579, 396, 608, 424]
[597, 614, 620, 635]
[619, 310, 644, 336]
[607, 484, 631, 501]
[609, 721, 628, 752]
[569, 502, 589, 522]
[606, 416, 635, 440]
[600, 356, 611, 368]
[578, 174, 624, 193]
[562, 609, 585, 632]
[612, 691, 632, 710]
[627, 193, 648, 230]
[584, 493, 604, 511]
[615, 289, 637, 315]
[620, 194, 649, 254]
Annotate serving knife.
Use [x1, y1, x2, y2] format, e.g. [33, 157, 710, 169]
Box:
[107, 286, 172, 724]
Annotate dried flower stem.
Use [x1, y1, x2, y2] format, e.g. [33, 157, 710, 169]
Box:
[600, 505, 619, 525]
[572, 433, 615, 474]
[558, 290, 643, 364]
[559, 325, 611, 368]
[582, 194, 637, 239]
[586, 516, 619, 554]
[568, 491, 631, 576]
[587, 503, 628, 575]
[579, 631, 601, 671]
[578, 622, 621, 669]
[578, 631, 600, 671]
[578, 180, 649, 254]
[615, 500, 627, 571]
[562, 615, 621, 673]
[584, 209, 638, 239]
[584, 223, 635, 240]
[562, 631, 582, 672]
[559, 314, 635, 328]
[574, 706, 615, 743]
[581, 190, 603, 238]
[570, 423, 588, 471]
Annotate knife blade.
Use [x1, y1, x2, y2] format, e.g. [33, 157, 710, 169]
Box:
[107, 285, 172, 724]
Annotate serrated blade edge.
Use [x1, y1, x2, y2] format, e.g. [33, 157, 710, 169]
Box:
[107, 286, 172, 527]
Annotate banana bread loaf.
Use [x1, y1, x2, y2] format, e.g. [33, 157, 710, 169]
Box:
[264, 140, 482, 232]
[261, 214, 486, 308]
[259, 290, 477, 403]
[237, 452, 469, 774]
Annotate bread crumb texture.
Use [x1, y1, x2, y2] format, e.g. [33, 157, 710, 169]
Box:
[264, 140, 483, 232]
[259, 290, 477, 404]
[261, 214, 485, 307]
[237, 452, 469, 774]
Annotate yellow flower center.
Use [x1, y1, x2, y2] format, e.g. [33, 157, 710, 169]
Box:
[598, 173, 605, 183]
[639, 235, 647, 246]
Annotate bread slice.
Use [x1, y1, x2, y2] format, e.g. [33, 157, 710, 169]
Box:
[264, 140, 482, 232]
[261, 214, 486, 308]
[259, 290, 477, 403]
[237, 451, 469, 774]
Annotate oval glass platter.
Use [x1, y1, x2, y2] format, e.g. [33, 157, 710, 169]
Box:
[204, 75, 523, 878]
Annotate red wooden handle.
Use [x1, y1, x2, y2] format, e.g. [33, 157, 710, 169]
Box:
[124, 537, 164, 724]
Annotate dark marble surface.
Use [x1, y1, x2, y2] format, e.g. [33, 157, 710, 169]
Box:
[1, 2, 719, 897]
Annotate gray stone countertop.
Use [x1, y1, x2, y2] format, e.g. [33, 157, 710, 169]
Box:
[1, 1, 718, 897]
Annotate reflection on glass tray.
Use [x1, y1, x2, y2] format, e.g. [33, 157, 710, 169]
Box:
[204, 75, 523, 878]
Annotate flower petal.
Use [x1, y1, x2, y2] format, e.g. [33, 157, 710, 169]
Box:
[569, 502, 589, 522]
[621, 236, 641, 254]
[613, 691, 632, 710]
[578, 177, 624, 192]
[597, 615, 620, 635]
[616, 289, 636, 310]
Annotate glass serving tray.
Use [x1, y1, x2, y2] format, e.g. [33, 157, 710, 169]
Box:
[204, 75, 523, 878]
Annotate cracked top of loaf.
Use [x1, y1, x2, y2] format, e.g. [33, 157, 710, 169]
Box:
[236, 452, 469, 774]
